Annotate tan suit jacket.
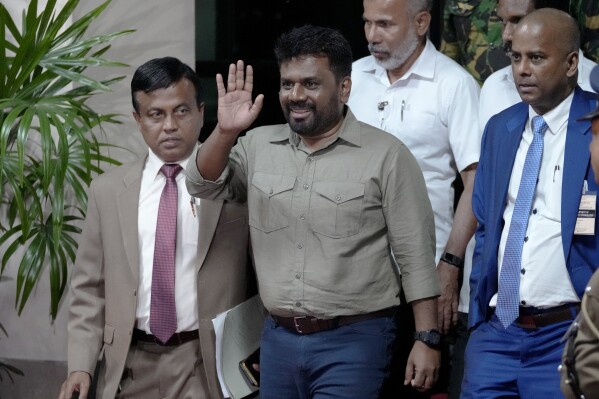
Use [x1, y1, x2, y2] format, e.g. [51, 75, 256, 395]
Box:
[67, 157, 254, 399]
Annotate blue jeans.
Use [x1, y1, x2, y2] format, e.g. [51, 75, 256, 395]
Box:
[461, 313, 570, 399]
[260, 314, 396, 399]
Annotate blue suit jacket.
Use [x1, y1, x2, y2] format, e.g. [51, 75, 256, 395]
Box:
[469, 87, 599, 329]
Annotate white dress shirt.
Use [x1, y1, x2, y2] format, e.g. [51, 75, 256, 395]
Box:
[136, 149, 200, 333]
[349, 40, 481, 260]
[489, 92, 580, 309]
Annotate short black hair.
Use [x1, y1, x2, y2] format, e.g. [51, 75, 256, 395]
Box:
[532, 0, 569, 12]
[273, 25, 352, 83]
[131, 57, 204, 113]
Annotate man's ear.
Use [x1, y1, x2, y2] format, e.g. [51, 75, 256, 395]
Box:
[133, 111, 141, 125]
[414, 11, 431, 37]
[340, 77, 352, 103]
[565, 50, 579, 78]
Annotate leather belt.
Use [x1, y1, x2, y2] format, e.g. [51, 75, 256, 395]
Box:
[271, 307, 396, 335]
[514, 303, 580, 329]
[132, 328, 199, 346]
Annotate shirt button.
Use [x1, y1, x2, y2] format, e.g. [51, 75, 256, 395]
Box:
[269, 188, 273, 195]
[521, 269, 526, 275]
[335, 194, 342, 201]
[295, 302, 302, 307]
[297, 243, 303, 249]
[308, 157, 314, 162]
[303, 184, 309, 190]
[533, 208, 537, 215]
[299, 214, 306, 220]
[521, 300, 526, 305]
[133, 289, 137, 296]
[295, 273, 301, 279]
[524, 236, 529, 242]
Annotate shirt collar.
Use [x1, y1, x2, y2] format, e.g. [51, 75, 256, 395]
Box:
[527, 89, 574, 136]
[358, 39, 436, 86]
[268, 107, 362, 149]
[146, 145, 197, 178]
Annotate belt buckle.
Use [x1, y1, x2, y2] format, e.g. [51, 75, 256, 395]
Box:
[293, 316, 308, 334]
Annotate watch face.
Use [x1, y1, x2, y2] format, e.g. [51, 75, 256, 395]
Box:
[429, 330, 441, 345]
[415, 329, 441, 347]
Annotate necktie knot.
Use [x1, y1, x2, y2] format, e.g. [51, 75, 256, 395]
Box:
[532, 116, 548, 137]
[160, 164, 182, 179]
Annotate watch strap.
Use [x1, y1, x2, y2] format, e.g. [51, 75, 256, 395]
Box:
[413, 329, 441, 349]
[440, 252, 464, 269]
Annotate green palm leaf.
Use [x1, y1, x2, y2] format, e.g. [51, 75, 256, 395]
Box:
[0, 0, 133, 319]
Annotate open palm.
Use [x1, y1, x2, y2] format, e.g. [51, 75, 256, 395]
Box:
[216, 60, 264, 135]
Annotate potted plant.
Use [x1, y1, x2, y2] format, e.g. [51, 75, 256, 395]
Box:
[0, 0, 133, 319]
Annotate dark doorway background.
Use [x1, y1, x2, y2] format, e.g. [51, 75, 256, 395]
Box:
[196, 0, 443, 142]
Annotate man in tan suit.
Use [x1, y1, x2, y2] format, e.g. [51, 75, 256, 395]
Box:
[58, 57, 254, 399]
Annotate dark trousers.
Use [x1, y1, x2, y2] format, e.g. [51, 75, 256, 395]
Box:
[378, 296, 456, 399]
[260, 315, 396, 399]
[448, 311, 469, 399]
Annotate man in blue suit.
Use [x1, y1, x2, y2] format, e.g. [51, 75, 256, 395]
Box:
[462, 8, 599, 399]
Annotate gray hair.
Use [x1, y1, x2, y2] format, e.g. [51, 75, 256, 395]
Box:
[407, 0, 433, 17]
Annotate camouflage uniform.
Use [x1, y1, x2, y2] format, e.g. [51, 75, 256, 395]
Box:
[440, 0, 510, 84]
[571, 0, 599, 63]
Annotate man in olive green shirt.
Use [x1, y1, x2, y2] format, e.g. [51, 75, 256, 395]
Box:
[187, 25, 440, 399]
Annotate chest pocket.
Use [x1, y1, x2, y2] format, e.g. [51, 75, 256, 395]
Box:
[249, 172, 296, 233]
[310, 181, 365, 238]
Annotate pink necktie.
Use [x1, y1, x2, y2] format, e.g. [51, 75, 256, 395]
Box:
[150, 164, 182, 343]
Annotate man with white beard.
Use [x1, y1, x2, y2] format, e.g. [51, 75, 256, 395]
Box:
[348, 0, 481, 397]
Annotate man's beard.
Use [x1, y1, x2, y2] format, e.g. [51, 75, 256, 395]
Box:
[369, 27, 419, 71]
[284, 98, 342, 138]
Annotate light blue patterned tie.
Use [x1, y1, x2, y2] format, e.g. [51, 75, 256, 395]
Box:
[496, 115, 548, 328]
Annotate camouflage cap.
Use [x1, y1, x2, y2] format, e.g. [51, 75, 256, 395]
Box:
[578, 65, 599, 121]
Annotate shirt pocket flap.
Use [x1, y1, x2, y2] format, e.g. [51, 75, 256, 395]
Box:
[312, 181, 365, 204]
[103, 324, 115, 345]
[252, 172, 296, 197]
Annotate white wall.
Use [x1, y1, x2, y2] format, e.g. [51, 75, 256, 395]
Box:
[0, 0, 195, 362]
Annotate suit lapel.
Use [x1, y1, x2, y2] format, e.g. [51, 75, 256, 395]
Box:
[485, 105, 527, 305]
[196, 199, 224, 273]
[496, 105, 529, 216]
[116, 158, 145, 280]
[562, 88, 593, 259]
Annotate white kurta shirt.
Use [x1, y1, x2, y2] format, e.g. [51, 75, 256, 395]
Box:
[349, 40, 481, 260]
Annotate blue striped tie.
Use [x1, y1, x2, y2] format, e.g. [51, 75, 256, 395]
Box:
[496, 115, 548, 328]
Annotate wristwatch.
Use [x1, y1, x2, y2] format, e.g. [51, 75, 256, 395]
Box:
[440, 252, 464, 269]
[413, 329, 442, 349]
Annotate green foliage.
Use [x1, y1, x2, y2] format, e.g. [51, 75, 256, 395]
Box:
[0, 0, 133, 319]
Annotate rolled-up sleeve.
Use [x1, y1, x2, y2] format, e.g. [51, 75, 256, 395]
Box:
[384, 144, 440, 302]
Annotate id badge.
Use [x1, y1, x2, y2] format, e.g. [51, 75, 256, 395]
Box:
[574, 186, 596, 235]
